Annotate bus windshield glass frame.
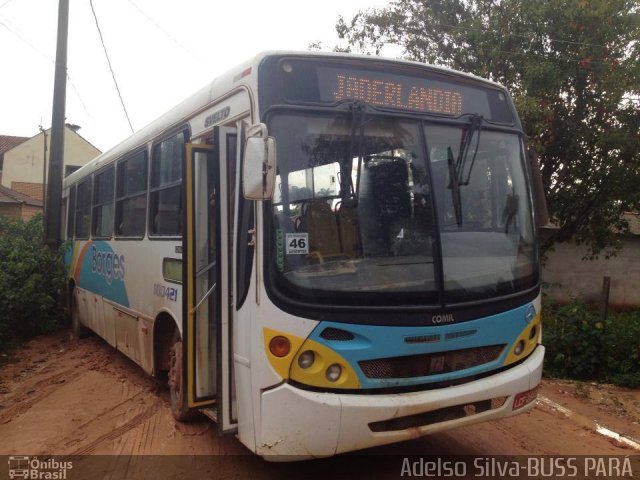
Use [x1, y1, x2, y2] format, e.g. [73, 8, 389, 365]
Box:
[264, 108, 538, 310]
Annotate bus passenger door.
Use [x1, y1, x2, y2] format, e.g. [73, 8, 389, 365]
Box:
[184, 133, 237, 434]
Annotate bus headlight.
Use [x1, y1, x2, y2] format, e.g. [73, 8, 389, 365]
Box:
[326, 364, 342, 382]
[514, 340, 525, 356]
[298, 350, 315, 369]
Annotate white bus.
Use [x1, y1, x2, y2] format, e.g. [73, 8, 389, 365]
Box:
[63, 51, 546, 459]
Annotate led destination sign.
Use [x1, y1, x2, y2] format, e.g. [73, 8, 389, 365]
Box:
[273, 58, 514, 123]
[332, 74, 464, 115]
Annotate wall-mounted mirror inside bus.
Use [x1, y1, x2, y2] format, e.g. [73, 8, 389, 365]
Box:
[242, 135, 277, 200]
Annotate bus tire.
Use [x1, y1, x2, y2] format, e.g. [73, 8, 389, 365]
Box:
[168, 334, 198, 421]
[70, 288, 90, 339]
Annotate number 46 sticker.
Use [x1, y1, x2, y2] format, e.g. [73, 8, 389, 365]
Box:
[285, 233, 309, 254]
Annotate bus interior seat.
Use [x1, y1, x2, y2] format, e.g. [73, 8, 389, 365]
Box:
[371, 160, 411, 251]
[300, 200, 341, 260]
[154, 210, 180, 235]
[337, 198, 361, 258]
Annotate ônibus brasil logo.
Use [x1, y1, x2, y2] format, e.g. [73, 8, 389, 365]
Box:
[8, 456, 72, 479]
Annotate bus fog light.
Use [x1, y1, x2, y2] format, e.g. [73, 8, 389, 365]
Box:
[529, 325, 537, 340]
[269, 336, 291, 358]
[326, 364, 342, 382]
[298, 350, 315, 369]
[514, 340, 525, 356]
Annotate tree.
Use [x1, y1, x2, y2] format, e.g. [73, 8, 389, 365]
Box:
[0, 215, 66, 351]
[332, 0, 640, 257]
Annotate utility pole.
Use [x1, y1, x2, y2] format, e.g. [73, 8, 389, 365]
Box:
[44, 0, 69, 247]
[39, 124, 47, 214]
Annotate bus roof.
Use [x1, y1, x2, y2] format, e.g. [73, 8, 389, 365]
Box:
[65, 50, 507, 187]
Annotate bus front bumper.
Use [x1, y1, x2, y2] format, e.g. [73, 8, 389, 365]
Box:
[257, 345, 544, 460]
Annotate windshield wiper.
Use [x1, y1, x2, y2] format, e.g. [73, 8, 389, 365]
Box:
[447, 114, 483, 226]
[347, 101, 368, 201]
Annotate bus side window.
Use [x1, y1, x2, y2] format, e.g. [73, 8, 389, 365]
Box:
[67, 185, 76, 240]
[149, 131, 186, 237]
[115, 151, 148, 238]
[92, 166, 115, 239]
[75, 179, 92, 239]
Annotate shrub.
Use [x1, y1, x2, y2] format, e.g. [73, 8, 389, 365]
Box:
[542, 298, 640, 387]
[0, 215, 66, 351]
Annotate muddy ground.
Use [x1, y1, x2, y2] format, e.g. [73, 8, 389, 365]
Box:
[1, 331, 639, 479]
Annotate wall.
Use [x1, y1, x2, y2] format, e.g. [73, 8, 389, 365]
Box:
[1, 127, 100, 194]
[21, 205, 42, 221]
[0, 203, 21, 219]
[11, 181, 44, 201]
[542, 233, 640, 308]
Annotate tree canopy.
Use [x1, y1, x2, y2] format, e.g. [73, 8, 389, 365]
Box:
[328, 0, 640, 256]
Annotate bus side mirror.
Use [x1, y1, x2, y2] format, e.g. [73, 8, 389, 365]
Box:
[242, 135, 277, 200]
[528, 148, 549, 228]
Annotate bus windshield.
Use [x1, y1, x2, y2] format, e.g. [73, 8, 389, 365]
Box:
[267, 110, 537, 307]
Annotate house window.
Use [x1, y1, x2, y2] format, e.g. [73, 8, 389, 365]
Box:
[65, 165, 81, 177]
[75, 179, 92, 239]
[92, 167, 114, 238]
[149, 131, 186, 236]
[115, 151, 148, 238]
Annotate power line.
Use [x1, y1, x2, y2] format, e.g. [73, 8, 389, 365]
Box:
[89, 0, 134, 133]
[0, 0, 14, 9]
[431, 20, 610, 49]
[0, 14, 91, 117]
[0, 15, 50, 62]
[126, 0, 204, 62]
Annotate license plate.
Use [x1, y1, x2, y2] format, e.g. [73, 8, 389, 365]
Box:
[429, 355, 445, 373]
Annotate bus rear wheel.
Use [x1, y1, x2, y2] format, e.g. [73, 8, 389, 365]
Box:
[70, 288, 90, 339]
[168, 335, 197, 421]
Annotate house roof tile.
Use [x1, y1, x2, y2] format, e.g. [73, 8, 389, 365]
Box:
[0, 135, 29, 155]
[0, 184, 43, 207]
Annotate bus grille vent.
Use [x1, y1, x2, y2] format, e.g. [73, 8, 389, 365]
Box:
[404, 334, 440, 344]
[320, 328, 355, 341]
[368, 396, 508, 432]
[358, 344, 506, 379]
[444, 329, 477, 340]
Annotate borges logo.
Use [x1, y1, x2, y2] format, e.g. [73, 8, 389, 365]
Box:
[431, 313, 455, 324]
[91, 246, 125, 285]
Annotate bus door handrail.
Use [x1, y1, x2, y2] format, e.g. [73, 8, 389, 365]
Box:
[191, 281, 217, 314]
[192, 260, 217, 314]
[196, 260, 216, 278]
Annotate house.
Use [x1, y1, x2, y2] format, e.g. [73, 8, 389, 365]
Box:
[0, 134, 29, 178]
[0, 184, 43, 221]
[0, 124, 101, 201]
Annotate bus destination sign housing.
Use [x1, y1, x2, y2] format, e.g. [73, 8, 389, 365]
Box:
[270, 57, 514, 124]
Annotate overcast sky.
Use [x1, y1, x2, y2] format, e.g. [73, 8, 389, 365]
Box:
[0, 0, 394, 152]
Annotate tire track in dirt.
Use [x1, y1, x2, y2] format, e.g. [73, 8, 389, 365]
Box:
[69, 400, 162, 455]
[0, 368, 86, 424]
[72, 390, 147, 431]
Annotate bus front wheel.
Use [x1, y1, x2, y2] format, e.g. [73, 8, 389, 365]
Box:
[168, 335, 197, 421]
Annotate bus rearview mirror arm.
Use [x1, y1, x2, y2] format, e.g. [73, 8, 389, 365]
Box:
[242, 124, 277, 201]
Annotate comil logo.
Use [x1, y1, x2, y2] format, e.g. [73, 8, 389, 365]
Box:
[8, 457, 73, 479]
[431, 313, 455, 324]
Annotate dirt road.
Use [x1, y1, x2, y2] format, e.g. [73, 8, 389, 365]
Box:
[1, 331, 639, 479]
